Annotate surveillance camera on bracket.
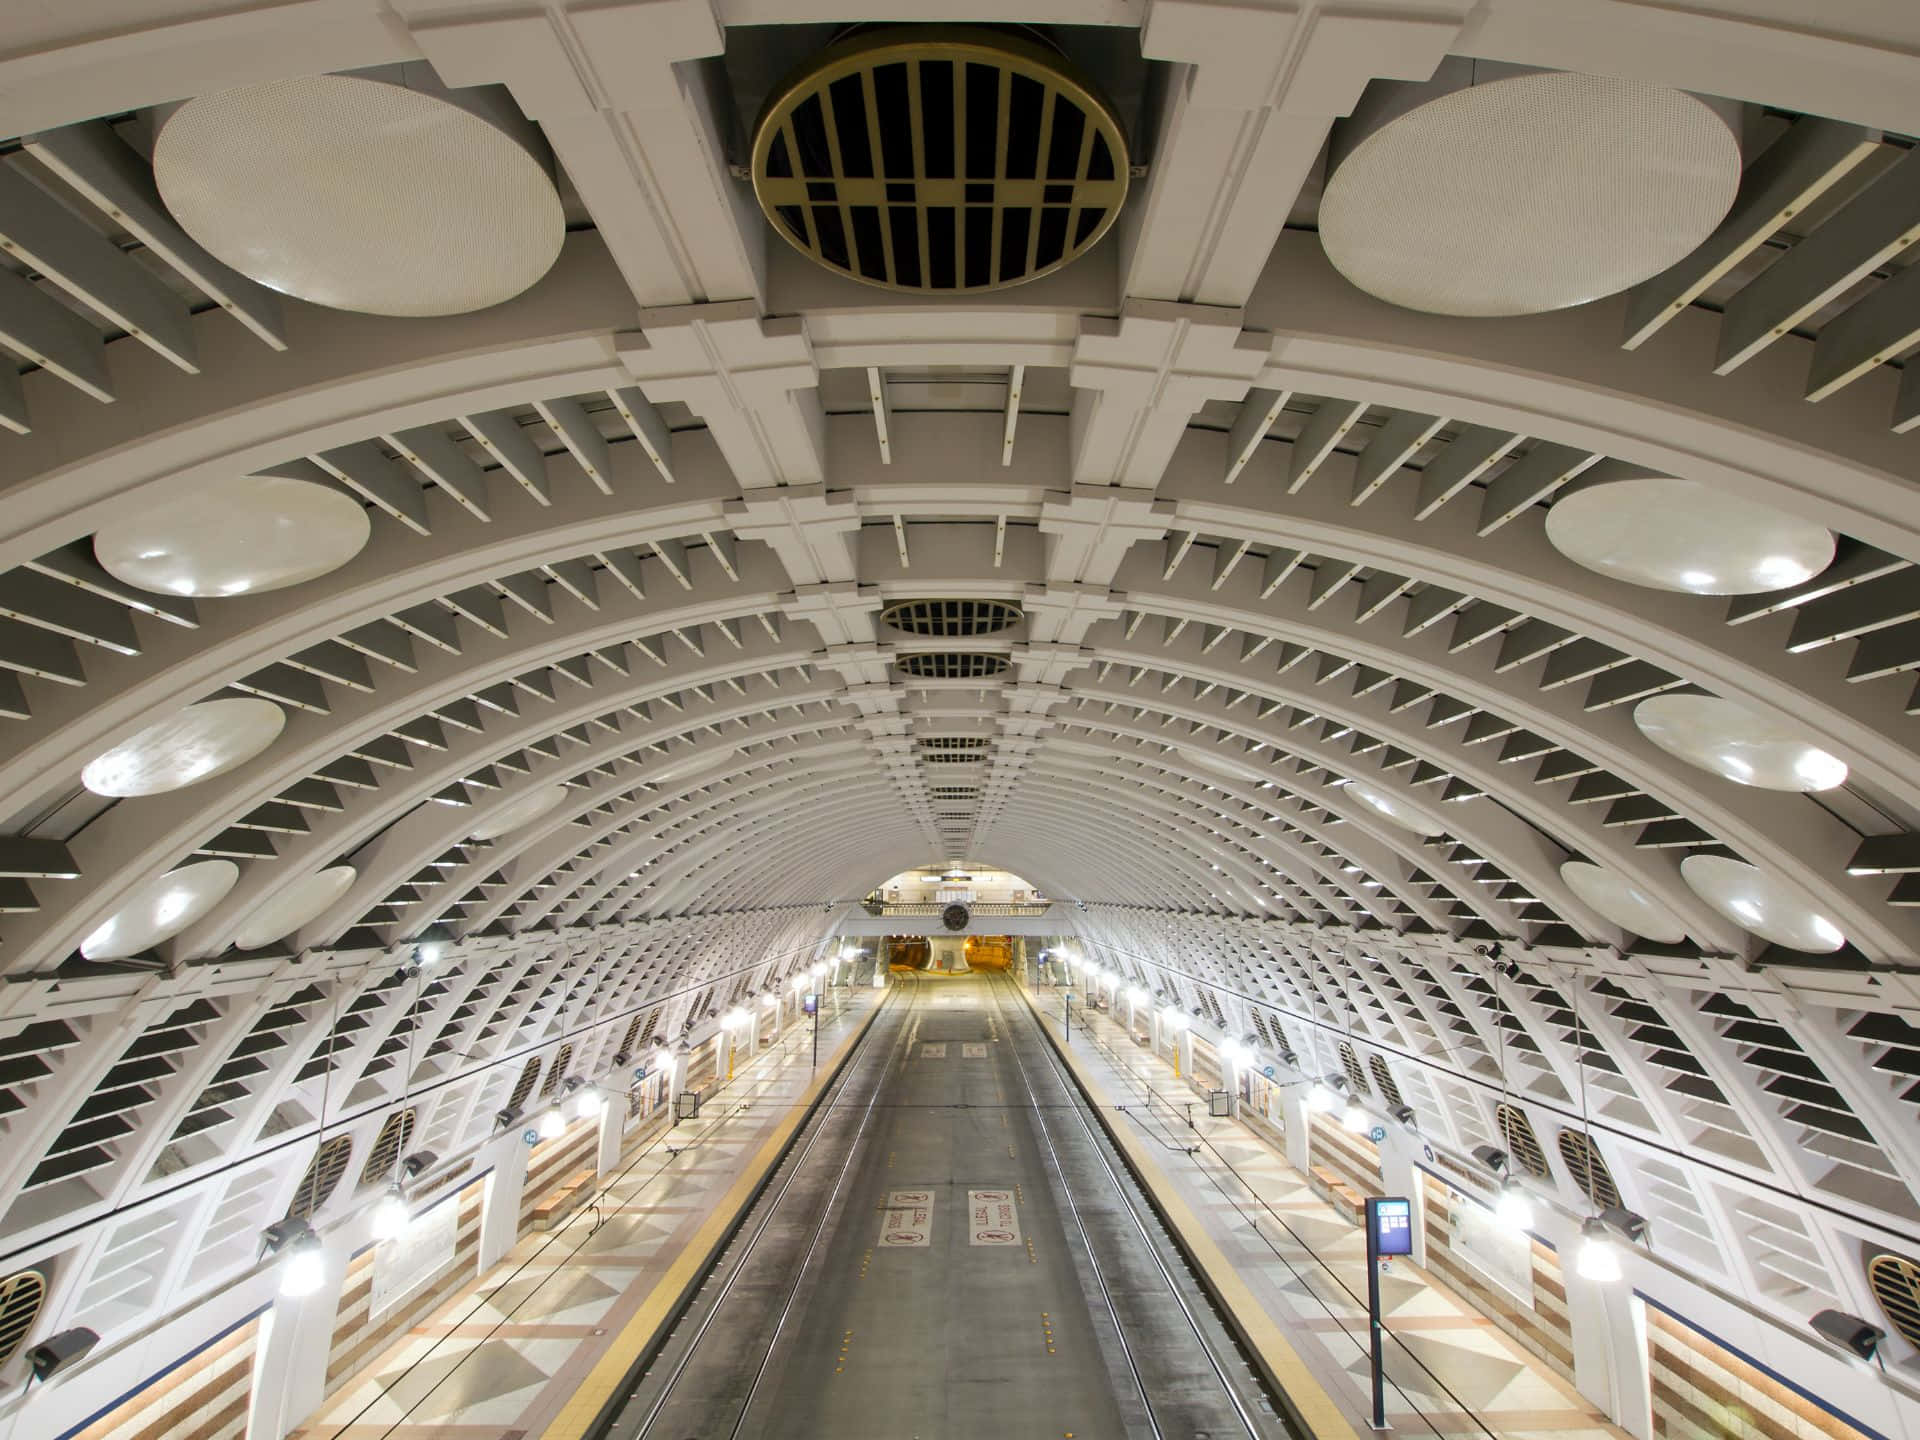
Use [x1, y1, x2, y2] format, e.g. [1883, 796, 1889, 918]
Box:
[495, 1106, 522, 1130]
[1390, 1104, 1416, 1125]
[400, 1149, 438, 1178]
[27, 1328, 99, 1383]
[1599, 1205, 1648, 1244]
[1472, 1144, 1509, 1175]
[1809, 1309, 1885, 1362]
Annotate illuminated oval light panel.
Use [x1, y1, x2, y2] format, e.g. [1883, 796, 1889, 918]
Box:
[233, 866, 358, 949]
[1545, 476, 1835, 595]
[82, 860, 240, 960]
[469, 784, 569, 841]
[82, 698, 286, 798]
[1680, 854, 1845, 953]
[1633, 694, 1848, 792]
[1559, 860, 1687, 944]
[155, 73, 565, 316]
[94, 474, 371, 599]
[1320, 65, 1739, 316]
[1345, 781, 1447, 836]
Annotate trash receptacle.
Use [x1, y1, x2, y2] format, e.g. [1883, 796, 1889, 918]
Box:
[1208, 1089, 1234, 1117]
[676, 1089, 702, 1121]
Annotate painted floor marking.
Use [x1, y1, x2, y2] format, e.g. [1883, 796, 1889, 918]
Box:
[968, 1188, 1022, 1246]
[879, 1188, 933, 1247]
[919, 1042, 947, 1058]
[962, 1042, 988, 1057]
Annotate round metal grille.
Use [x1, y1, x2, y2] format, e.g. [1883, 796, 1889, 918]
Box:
[1556, 1129, 1621, 1208]
[882, 598, 1024, 637]
[942, 902, 972, 931]
[898, 653, 1009, 680]
[1495, 1103, 1551, 1180]
[358, 1106, 416, 1189]
[751, 28, 1129, 292]
[0, 1270, 46, 1369]
[287, 1134, 353, 1220]
[1867, 1252, 1920, 1350]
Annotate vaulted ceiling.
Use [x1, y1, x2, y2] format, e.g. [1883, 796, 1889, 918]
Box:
[2, 1, 1920, 1432]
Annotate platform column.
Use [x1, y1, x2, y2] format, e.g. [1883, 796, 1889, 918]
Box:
[244, 1228, 352, 1440]
[1565, 1259, 1653, 1438]
[1278, 1086, 1311, 1174]
[477, 1128, 532, 1271]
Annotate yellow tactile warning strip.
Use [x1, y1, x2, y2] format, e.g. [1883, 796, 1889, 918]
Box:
[1022, 990, 1365, 1440]
[540, 999, 883, 1440]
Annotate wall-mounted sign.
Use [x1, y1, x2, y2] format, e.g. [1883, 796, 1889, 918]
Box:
[370, 1195, 459, 1320]
[803, 993, 819, 1015]
[1369, 1125, 1388, 1143]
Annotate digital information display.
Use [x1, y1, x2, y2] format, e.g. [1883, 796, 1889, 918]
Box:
[802, 993, 819, 1015]
[1371, 1196, 1414, 1256]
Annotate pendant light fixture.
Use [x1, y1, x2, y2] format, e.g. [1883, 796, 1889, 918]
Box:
[1569, 969, 1621, 1284]
[370, 965, 426, 1245]
[1488, 959, 1534, 1229]
[275, 974, 341, 1297]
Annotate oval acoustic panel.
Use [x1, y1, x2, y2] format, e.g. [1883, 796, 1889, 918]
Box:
[751, 28, 1128, 292]
[155, 72, 564, 316]
[1321, 63, 1738, 316]
[95, 473, 370, 599]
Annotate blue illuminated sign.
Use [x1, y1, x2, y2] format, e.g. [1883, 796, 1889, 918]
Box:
[803, 993, 819, 1015]
[1370, 1196, 1413, 1256]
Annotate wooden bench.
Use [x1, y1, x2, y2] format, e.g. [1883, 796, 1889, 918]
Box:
[1308, 1164, 1365, 1225]
[530, 1167, 595, 1230]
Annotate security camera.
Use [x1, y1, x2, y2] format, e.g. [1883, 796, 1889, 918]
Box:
[1390, 1104, 1416, 1126]
[400, 1149, 438, 1178]
[1472, 1144, 1509, 1174]
[28, 1328, 99, 1382]
[1809, 1309, 1885, 1362]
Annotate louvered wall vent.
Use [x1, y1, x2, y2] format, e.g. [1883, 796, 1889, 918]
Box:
[751, 28, 1129, 292]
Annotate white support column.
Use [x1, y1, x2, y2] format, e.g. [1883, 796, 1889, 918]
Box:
[746, 1004, 762, 1055]
[1564, 1264, 1655, 1440]
[476, 1130, 531, 1272]
[1218, 1050, 1241, 1116]
[715, 1027, 734, 1084]
[1279, 1086, 1312, 1175]
[1149, 1007, 1164, 1056]
[594, 1096, 623, 1175]
[245, 1228, 352, 1440]
[1174, 1026, 1195, 1082]
[1377, 1130, 1428, 1269]
[663, 1049, 685, 1113]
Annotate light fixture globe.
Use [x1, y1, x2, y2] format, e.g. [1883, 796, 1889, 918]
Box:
[154, 70, 565, 316]
[278, 1232, 327, 1297]
[1494, 1180, 1535, 1230]
[1321, 63, 1739, 316]
[1576, 1217, 1623, 1283]
[368, 1184, 409, 1243]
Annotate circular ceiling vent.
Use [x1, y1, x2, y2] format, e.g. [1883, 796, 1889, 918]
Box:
[1320, 61, 1739, 316]
[750, 28, 1129, 292]
[882, 597, 1024, 637]
[155, 70, 565, 316]
[897, 653, 1010, 680]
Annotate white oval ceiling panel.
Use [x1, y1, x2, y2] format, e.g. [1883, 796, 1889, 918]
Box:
[1545, 477, 1835, 595]
[81, 698, 286, 798]
[94, 474, 371, 599]
[81, 861, 240, 960]
[1633, 694, 1848, 792]
[154, 74, 565, 316]
[1560, 860, 1688, 943]
[233, 866, 357, 950]
[1320, 67, 1739, 316]
[1345, 781, 1447, 836]
[469, 784, 570, 841]
[1680, 854, 1845, 953]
